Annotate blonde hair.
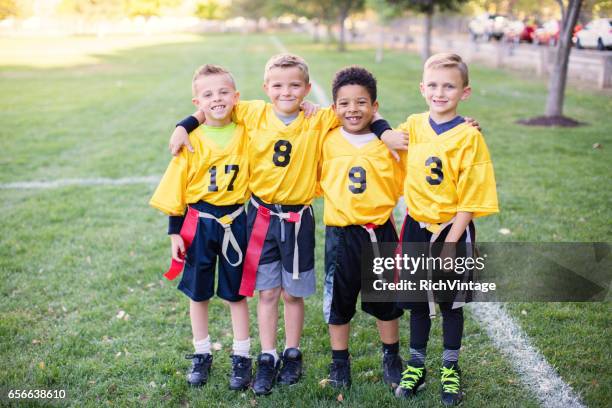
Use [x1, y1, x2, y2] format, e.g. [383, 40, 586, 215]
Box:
[264, 53, 310, 83]
[424, 53, 469, 86]
[192, 64, 236, 95]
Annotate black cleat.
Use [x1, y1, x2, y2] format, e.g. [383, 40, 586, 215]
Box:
[229, 355, 252, 391]
[185, 353, 213, 387]
[328, 358, 351, 388]
[395, 363, 426, 398]
[440, 362, 463, 406]
[252, 353, 280, 396]
[277, 348, 303, 385]
[382, 352, 404, 387]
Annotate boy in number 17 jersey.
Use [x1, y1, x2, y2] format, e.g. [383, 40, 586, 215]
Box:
[149, 65, 252, 391]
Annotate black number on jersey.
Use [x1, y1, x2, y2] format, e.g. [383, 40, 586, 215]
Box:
[225, 164, 239, 191]
[273, 140, 292, 167]
[208, 164, 240, 192]
[425, 156, 444, 185]
[348, 166, 367, 194]
[208, 166, 219, 192]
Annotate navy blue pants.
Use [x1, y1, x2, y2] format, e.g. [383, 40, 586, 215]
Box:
[399, 213, 475, 351]
[178, 201, 246, 302]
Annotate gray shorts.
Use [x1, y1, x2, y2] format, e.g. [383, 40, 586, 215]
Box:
[255, 261, 316, 298]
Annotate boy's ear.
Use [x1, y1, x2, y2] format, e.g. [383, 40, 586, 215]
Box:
[419, 82, 426, 97]
[331, 102, 337, 113]
[372, 100, 379, 113]
[304, 82, 312, 96]
[234, 90, 240, 103]
[192, 97, 200, 108]
[461, 85, 472, 101]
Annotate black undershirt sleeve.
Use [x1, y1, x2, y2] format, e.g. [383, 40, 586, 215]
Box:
[370, 119, 392, 139]
[176, 115, 200, 133]
[168, 215, 185, 235]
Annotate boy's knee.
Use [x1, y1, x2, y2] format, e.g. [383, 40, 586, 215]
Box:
[259, 288, 281, 304]
[281, 290, 303, 304]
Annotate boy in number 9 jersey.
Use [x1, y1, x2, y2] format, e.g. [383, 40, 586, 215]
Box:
[319, 66, 405, 389]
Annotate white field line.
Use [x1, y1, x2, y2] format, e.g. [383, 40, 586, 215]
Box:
[269, 35, 331, 106]
[468, 303, 586, 408]
[0, 176, 159, 190]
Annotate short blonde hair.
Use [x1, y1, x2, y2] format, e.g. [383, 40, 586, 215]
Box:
[424, 53, 469, 86]
[192, 64, 236, 96]
[264, 53, 310, 83]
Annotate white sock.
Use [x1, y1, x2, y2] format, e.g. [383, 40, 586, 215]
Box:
[233, 337, 251, 358]
[262, 348, 279, 364]
[193, 336, 211, 355]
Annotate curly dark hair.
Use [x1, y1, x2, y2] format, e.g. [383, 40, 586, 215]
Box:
[332, 66, 377, 103]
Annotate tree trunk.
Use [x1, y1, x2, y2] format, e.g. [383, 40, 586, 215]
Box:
[325, 23, 334, 43]
[313, 20, 320, 43]
[422, 9, 433, 61]
[376, 28, 384, 63]
[545, 0, 582, 117]
[338, 8, 348, 52]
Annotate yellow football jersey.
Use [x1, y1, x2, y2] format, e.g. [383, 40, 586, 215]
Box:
[397, 112, 499, 224]
[149, 124, 250, 215]
[319, 128, 404, 226]
[234, 101, 339, 205]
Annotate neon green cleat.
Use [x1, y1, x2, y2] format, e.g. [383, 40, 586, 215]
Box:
[440, 363, 464, 405]
[394, 364, 426, 398]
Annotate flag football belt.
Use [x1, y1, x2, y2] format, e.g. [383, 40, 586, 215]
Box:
[363, 216, 397, 284]
[361, 223, 381, 259]
[164, 205, 245, 281]
[239, 197, 311, 297]
[418, 217, 456, 318]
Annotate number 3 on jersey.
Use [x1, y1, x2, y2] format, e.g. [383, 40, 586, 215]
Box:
[425, 156, 443, 185]
[273, 140, 292, 167]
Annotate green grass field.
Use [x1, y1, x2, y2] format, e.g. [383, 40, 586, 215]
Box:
[1, 32, 610, 407]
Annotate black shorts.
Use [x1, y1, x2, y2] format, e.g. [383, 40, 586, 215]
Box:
[247, 195, 315, 277]
[178, 201, 246, 302]
[397, 213, 476, 310]
[324, 219, 404, 325]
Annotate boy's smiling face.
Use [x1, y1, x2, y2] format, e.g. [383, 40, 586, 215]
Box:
[263, 66, 311, 116]
[333, 84, 378, 134]
[192, 73, 239, 126]
[420, 66, 471, 122]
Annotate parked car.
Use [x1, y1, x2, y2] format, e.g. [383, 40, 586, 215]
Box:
[534, 20, 560, 45]
[469, 14, 508, 41]
[505, 20, 535, 43]
[575, 18, 612, 50]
